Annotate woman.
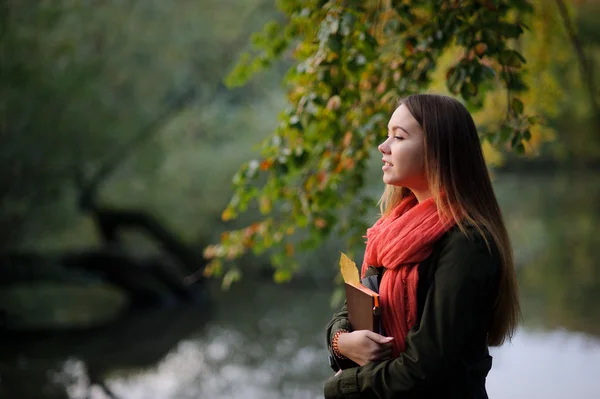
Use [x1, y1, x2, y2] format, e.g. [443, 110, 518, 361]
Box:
[324, 94, 520, 398]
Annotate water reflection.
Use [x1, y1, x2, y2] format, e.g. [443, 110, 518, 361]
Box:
[32, 285, 600, 399]
[5, 280, 600, 399]
[488, 330, 600, 398]
[60, 328, 600, 399]
[497, 172, 600, 336]
[0, 304, 211, 399]
[106, 327, 327, 399]
[1, 172, 600, 398]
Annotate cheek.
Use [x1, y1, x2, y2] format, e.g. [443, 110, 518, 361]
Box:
[392, 144, 424, 169]
[413, 150, 426, 170]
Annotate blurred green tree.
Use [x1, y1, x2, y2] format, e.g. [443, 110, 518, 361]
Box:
[0, 0, 278, 250]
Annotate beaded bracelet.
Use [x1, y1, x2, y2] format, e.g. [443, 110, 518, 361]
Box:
[332, 329, 349, 360]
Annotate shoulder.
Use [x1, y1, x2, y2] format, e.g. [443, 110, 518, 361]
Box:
[442, 225, 498, 255]
[434, 225, 500, 282]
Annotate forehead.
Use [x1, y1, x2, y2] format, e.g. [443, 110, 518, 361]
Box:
[388, 104, 422, 133]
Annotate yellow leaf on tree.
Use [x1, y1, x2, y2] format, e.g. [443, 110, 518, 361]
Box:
[260, 196, 272, 214]
[274, 269, 292, 283]
[285, 243, 294, 257]
[221, 208, 235, 221]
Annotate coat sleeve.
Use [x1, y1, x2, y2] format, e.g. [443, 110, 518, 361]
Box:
[324, 232, 499, 399]
[325, 302, 357, 369]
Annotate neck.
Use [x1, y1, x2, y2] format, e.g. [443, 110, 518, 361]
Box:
[411, 188, 432, 203]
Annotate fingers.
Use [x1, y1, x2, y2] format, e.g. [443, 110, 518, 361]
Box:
[346, 331, 395, 366]
[365, 331, 394, 345]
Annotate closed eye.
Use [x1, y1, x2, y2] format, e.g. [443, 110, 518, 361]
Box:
[387, 133, 405, 141]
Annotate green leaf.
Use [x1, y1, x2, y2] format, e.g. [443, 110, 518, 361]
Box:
[514, 51, 527, 64]
[501, 22, 524, 39]
[515, 143, 525, 154]
[511, 98, 524, 114]
[327, 36, 342, 53]
[499, 126, 513, 143]
[394, 4, 413, 22]
[482, 66, 496, 79]
[511, 134, 521, 148]
[460, 81, 477, 100]
[506, 73, 528, 92]
[446, 67, 460, 93]
[499, 50, 524, 67]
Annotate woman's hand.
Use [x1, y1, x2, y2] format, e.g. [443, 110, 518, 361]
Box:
[336, 330, 394, 366]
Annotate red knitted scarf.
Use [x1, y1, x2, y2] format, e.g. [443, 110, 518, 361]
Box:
[361, 194, 454, 356]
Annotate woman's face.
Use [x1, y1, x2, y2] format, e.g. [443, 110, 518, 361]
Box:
[378, 104, 428, 191]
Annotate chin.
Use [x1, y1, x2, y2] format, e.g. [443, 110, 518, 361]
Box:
[383, 176, 401, 186]
[384, 181, 402, 187]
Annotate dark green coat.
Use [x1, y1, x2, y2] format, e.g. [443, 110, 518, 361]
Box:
[325, 226, 500, 399]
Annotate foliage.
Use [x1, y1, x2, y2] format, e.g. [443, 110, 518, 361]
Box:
[437, 0, 598, 161]
[204, 0, 540, 284]
[2, 0, 598, 287]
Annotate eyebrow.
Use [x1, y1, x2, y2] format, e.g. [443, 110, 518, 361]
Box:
[388, 125, 411, 136]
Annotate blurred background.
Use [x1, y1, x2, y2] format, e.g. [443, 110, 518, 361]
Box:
[1, 1, 599, 398]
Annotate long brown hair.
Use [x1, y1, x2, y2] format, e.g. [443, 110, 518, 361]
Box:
[379, 94, 520, 346]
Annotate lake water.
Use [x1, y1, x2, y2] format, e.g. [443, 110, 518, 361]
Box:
[1, 172, 599, 398]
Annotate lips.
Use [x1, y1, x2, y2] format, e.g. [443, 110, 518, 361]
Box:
[382, 159, 393, 173]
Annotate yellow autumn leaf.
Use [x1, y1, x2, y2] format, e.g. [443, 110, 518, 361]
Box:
[259, 196, 272, 214]
[274, 269, 292, 283]
[285, 243, 295, 257]
[221, 207, 235, 222]
[339, 252, 360, 286]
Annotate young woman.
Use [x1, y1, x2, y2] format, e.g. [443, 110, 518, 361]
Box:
[324, 94, 520, 399]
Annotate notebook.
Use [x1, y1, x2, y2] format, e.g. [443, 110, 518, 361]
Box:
[344, 281, 381, 333]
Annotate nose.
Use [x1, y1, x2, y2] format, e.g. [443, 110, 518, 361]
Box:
[378, 138, 390, 154]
